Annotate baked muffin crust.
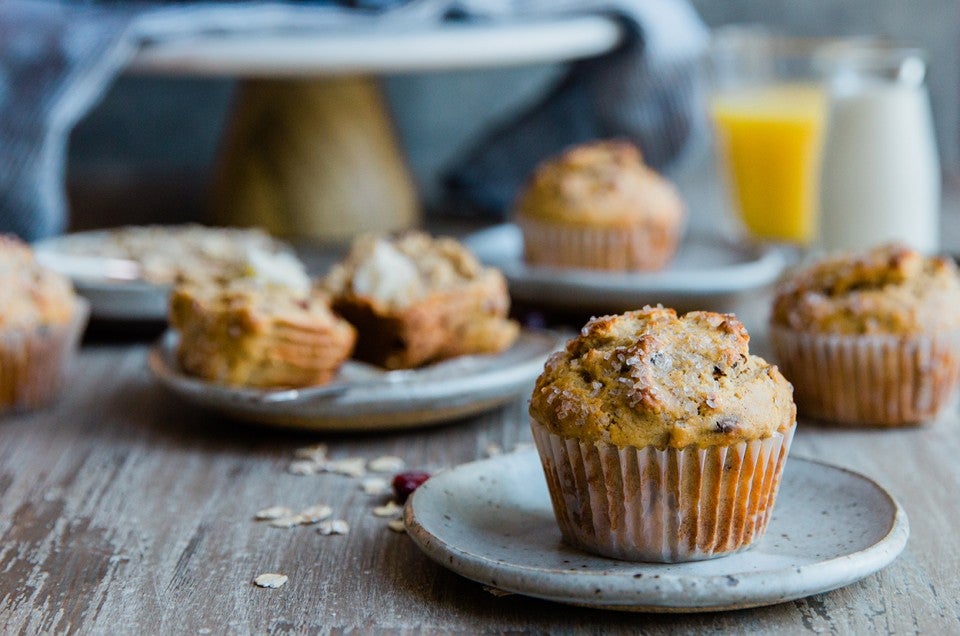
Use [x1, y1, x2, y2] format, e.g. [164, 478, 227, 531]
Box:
[771, 243, 960, 334]
[530, 307, 794, 448]
[514, 141, 684, 227]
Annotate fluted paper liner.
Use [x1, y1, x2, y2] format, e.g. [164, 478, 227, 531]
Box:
[770, 326, 960, 426]
[519, 217, 680, 271]
[0, 300, 89, 414]
[531, 418, 795, 563]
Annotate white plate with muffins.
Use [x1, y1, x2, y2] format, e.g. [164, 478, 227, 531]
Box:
[469, 141, 785, 313]
[405, 449, 908, 613]
[149, 231, 564, 430]
[149, 328, 563, 430]
[465, 223, 785, 313]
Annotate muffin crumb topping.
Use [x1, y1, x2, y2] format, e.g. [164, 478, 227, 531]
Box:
[530, 306, 794, 448]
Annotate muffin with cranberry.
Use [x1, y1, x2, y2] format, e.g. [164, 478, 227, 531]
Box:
[770, 243, 960, 426]
[322, 231, 519, 370]
[530, 306, 795, 562]
[515, 140, 685, 271]
[169, 277, 355, 389]
[0, 235, 88, 414]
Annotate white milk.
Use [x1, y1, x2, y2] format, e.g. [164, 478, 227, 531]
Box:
[819, 58, 940, 253]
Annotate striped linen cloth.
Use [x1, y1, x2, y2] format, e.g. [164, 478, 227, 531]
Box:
[0, 0, 707, 240]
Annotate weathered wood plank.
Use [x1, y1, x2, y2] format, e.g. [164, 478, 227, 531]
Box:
[0, 343, 957, 633]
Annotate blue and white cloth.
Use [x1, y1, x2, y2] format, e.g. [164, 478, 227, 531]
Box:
[0, 0, 708, 240]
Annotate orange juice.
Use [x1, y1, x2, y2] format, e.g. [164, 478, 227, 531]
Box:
[710, 84, 827, 244]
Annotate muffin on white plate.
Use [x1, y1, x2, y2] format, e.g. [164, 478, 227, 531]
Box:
[530, 306, 796, 562]
[514, 141, 685, 271]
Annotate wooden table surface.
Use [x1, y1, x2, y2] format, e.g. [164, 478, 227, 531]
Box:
[1, 307, 959, 634]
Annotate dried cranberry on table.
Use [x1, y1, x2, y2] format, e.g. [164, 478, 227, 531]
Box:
[392, 471, 431, 504]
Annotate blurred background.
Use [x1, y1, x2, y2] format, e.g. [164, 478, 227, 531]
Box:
[66, 0, 960, 232]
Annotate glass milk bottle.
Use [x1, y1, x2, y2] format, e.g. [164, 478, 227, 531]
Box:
[818, 46, 940, 253]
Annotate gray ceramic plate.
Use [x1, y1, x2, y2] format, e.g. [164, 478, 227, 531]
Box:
[463, 224, 786, 313]
[148, 330, 563, 431]
[405, 450, 909, 612]
[34, 232, 171, 321]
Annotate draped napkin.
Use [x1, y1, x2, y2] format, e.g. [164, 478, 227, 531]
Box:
[0, 0, 708, 240]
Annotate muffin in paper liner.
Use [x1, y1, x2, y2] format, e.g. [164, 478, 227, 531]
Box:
[770, 326, 960, 426]
[0, 299, 89, 415]
[531, 417, 795, 563]
[518, 216, 681, 272]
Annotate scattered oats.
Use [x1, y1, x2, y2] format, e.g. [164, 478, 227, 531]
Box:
[288, 460, 318, 476]
[368, 455, 405, 473]
[299, 505, 333, 523]
[294, 443, 328, 462]
[326, 457, 366, 478]
[387, 519, 406, 533]
[372, 501, 403, 518]
[255, 506, 293, 521]
[483, 586, 515, 598]
[361, 477, 390, 495]
[269, 515, 309, 528]
[317, 519, 350, 535]
[253, 573, 288, 589]
[484, 443, 502, 457]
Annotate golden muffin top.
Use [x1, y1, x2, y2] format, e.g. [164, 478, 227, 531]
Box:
[322, 231, 507, 310]
[0, 235, 78, 330]
[530, 306, 795, 449]
[513, 140, 685, 227]
[771, 244, 960, 335]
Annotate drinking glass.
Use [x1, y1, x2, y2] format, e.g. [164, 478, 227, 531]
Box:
[708, 27, 828, 247]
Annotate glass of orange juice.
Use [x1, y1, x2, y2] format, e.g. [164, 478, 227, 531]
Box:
[708, 27, 828, 247]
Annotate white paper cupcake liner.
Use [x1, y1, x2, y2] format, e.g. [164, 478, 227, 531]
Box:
[518, 216, 680, 271]
[0, 299, 89, 414]
[770, 326, 960, 426]
[531, 418, 795, 563]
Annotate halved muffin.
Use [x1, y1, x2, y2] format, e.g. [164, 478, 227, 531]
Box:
[322, 232, 519, 370]
[169, 278, 355, 389]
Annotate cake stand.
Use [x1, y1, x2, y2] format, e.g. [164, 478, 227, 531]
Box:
[126, 16, 622, 240]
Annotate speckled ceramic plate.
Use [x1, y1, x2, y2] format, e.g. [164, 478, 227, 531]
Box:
[405, 450, 909, 612]
[463, 224, 786, 313]
[34, 231, 172, 321]
[148, 330, 563, 431]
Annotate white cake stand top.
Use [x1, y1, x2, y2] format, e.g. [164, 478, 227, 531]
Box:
[127, 15, 622, 76]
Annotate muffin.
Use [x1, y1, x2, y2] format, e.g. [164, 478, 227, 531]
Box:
[0, 235, 89, 414]
[529, 306, 796, 562]
[322, 232, 519, 370]
[770, 243, 960, 426]
[169, 278, 356, 389]
[514, 140, 685, 271]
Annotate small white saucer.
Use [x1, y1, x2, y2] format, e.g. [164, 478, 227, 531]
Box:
[405, 449, 908, 612]
[463, 224, 786, 313]
[148, 330, 562, 431]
